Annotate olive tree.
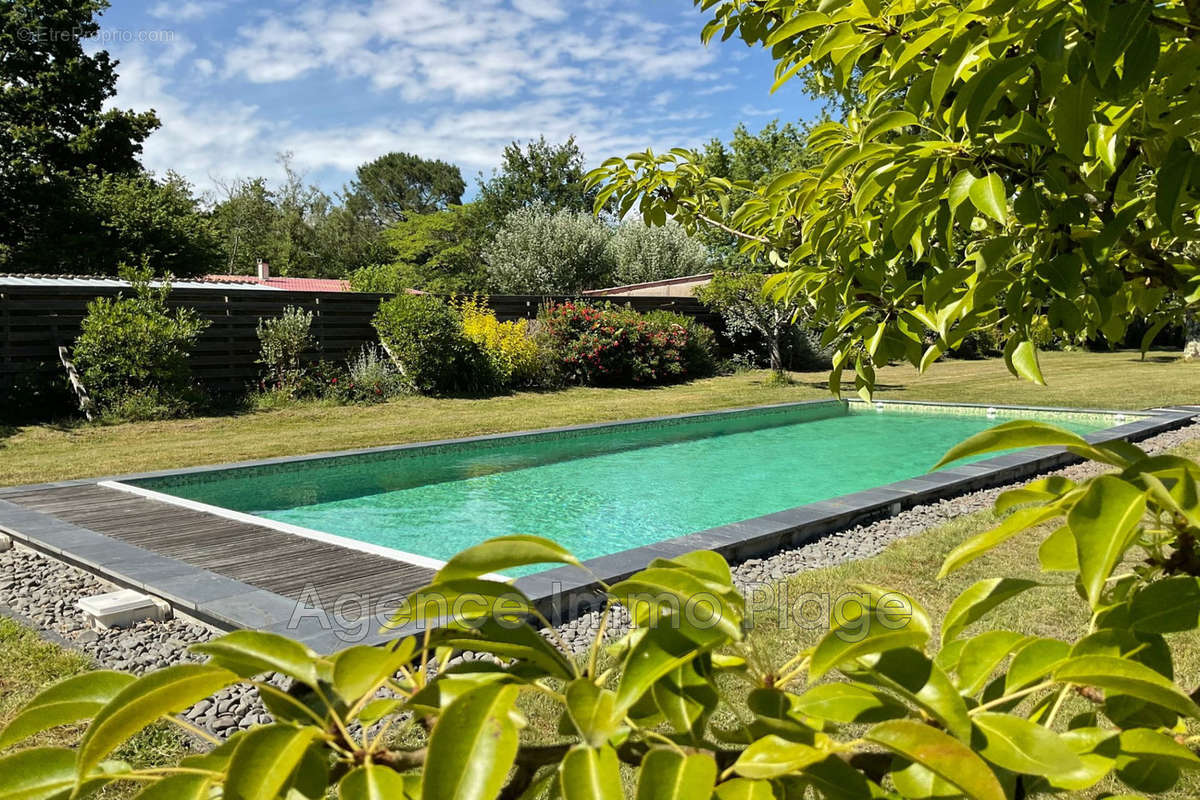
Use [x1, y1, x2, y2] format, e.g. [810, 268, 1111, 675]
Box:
[588, 0, 1200, 396]
[608, 219, 710, 285]
[4, 426, 1200, 797]
[484, 206, 615, 294]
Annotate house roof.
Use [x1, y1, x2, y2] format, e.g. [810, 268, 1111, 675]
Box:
[584, 273, 715, 296]
[201, 275, 351, 292]
[0, 273, 283, 290]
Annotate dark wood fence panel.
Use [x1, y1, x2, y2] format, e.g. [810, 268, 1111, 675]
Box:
[0, 287, 720, 396]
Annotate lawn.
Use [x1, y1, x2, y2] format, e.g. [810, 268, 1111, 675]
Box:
[1, 351, 1196, 487]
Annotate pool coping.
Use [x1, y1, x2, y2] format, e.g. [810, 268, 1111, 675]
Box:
[0, 400, 1195, 650]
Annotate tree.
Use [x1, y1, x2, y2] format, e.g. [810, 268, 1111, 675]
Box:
[475, 136, 598, 231]
[0, 0, 159, 272]
[211, 177, 283, 275]
[483, 206, 614, 294]
[349, 152, 466, 225]
[348, 205, 487, 295]
[11, 427, 1200, 797]
[697, 270, 809, 373]
[78, 172, 221, 278]
[589, 0, 1200, 395]
[607, 219, 710, 285]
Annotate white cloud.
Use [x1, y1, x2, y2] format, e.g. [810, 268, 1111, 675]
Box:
[740, 104, 783, 117]
[148, 1, 225, 22]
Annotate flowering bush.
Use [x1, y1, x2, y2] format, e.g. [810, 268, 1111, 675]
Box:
[539, 301, 716, 386]
[456, 296, 551, 389]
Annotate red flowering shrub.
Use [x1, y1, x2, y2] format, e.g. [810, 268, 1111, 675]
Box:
[539, 301, 716, 386]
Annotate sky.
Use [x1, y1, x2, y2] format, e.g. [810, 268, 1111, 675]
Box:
[91, 0, 825, 201]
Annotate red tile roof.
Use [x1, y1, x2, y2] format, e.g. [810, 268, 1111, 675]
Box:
[202, 274, 350, 292]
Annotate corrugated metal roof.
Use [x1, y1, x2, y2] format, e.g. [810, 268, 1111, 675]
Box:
[0, 273, 284, 290]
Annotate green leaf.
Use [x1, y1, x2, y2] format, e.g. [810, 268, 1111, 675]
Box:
[1007, 340, 1045, 385]
[968, 174, 1007, 224]
[1094, 0, 1151, 81]
[191, 631, 319, 686]
[387, 579, 532, 630]
[331, 639, 416, 705]
[609, 567, 743, 644]
[225, 724, 320, 800]
[862, 111, 917, 142]
[1006, 638, 1071, 692]
[938, 503, 1063, 577]
[765, 11, 829, 44]
[130, 774, 213, 800]
[636, 750, 717, 800]
[615, 626, 701, 714]
[852, 649, 972, 740]
[435, 535, 580, 581]
[0, 747, 124, 800]
[791, 683, 908, 724]
[732, 734, 829, 779]
[653, 661, 717, 734]
[809, 588, 931, 679]
[866, 720, 1006, 800]
[565, 679, 620, 747]
[559, 745, 623, 800]
[1069, 476, 1147, 608]
[1130, 576, 1200, 633]
[996, 476, 1076, 512]
[955, 631, 1029, 696]
[0, 671, 135, 750]
[422, 683, 520, 800]
[432, 617, 575, 680]
[1117, 728, 1200, 769]
[713, 778, 774, 800]
[1038, 526, 1078, 571]
[1055, 655, 1200, 718]
[933, 420, 1092, 470]
[1156, 138, 1194, 232]
[1052, 81, 1093, 161]
[339, 763, 420, 800]
[941, 578, 1038, 644]
[78, 664, 238, 777]
[973, 712, 1088, 779]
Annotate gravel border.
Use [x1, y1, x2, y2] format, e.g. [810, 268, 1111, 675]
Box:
[2, 420, 1197, 739]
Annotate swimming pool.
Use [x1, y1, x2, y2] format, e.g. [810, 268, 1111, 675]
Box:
[115, 400, 1131, 575]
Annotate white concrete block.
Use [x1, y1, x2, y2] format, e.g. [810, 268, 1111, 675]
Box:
[0, 533, 11, 552]
[77, 589, 171, 630]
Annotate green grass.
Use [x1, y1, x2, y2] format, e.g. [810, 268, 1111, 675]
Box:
[1, 351, 1196, 486]
[0, 618, 189, 798]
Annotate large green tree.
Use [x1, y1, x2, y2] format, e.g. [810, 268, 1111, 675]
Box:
[0, 0, 161, 272]
[348, 152, 466, 225]
[591, 0, 1200, 395]
[347, 204, 488, 295]
[475, 136, 599, 232]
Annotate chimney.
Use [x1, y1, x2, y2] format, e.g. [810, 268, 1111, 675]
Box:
[256, 258, 270, 281]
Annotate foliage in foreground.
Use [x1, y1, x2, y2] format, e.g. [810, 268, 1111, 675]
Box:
[588, 0, 1200, 397]
[4, 422, 1200, 798]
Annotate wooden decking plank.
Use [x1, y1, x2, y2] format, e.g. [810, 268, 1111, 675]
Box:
[3, 483, 437, 610]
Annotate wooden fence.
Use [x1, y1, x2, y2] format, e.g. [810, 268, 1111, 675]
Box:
[0, 285, 721, 397]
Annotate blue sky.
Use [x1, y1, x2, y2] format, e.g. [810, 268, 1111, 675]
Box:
[94, 0, 825, 200]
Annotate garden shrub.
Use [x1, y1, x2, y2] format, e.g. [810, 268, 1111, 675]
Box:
[607, 218, 710, 285]
[540, 301, 717, 386]
[483, 206, 614, 294]
[327, 344, 408, 403]
[72, 264, 209, 421]
[12, 424, 1200, 798]
[256, 306, 315, 394]
[456, 296, 550, 389]
[372, 293, 498, 395]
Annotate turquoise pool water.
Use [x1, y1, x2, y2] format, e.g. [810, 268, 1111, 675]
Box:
[129, 402, 1117, 571]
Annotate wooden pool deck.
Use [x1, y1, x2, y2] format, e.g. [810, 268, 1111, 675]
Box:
[0, 481, 436, 650]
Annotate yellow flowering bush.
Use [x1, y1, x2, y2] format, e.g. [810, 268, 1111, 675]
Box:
[455, 296, 548, 388]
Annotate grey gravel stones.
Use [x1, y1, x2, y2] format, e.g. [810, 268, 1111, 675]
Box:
[2, 420, 1196, 737]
